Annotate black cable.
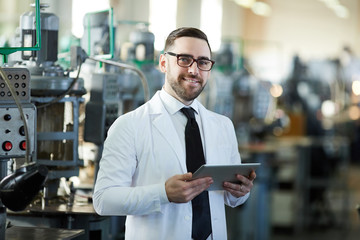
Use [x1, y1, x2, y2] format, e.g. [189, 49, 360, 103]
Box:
[36, 59, 83, 109]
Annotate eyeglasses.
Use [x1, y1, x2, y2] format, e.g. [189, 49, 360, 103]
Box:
[165, 52, 215, 71]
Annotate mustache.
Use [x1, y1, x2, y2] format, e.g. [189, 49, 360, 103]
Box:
[180, 73, 202, 81]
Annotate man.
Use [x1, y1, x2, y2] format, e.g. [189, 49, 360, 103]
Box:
[93, 27, 256, 240]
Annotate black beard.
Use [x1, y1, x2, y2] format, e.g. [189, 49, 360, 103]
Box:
[169, 73, 205, 102]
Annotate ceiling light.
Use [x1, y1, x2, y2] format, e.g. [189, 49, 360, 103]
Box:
[321, 100, 336, 117]
[332, 4, 349, 18]
[318, 0, 349, 19]
[251, 1, 271, 16]
[352, 80, 360, 95]
[233, 0, 256, 8]
[270, 83, 283, 98]
[349, 106, 360, 120]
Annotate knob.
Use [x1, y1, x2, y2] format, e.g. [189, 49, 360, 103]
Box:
[19, 141, 26, 151]
[2, 141, 13, 151]
[19, 126, 25, 136]
[4, 114, 11, 121]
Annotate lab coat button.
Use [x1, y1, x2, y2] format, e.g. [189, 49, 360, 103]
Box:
[184, 215, 191, 221]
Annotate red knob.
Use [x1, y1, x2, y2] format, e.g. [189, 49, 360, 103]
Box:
[2, 141, 13, 151]
[20, 141, 26, 151]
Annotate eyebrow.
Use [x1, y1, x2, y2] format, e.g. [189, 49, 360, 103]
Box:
[178, 53, 211, 60]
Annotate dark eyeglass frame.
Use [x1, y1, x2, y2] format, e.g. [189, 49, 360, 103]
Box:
[165, 52, 215, 71]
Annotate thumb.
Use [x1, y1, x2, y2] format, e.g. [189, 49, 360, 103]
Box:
[181, 172, 193, 181]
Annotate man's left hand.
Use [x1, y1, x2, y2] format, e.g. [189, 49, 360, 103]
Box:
[223, 170, 256, 198]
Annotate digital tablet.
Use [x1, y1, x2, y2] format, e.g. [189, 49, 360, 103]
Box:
[191, 163, 261, 191]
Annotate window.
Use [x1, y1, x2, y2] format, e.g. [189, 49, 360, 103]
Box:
[200, 0, 222, 52]
[149, 0, 177, 51]
[72, 0, 110, 38]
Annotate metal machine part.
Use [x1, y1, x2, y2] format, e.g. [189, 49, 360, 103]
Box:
[33, 96, 84, 180]
[129, 28, 155, 62]
[0, 68, 30, 102]
[125, 27, 163, 107]
[81, 9, 114, 58]
[84, 73, 120, 145]
[30, 75, 85, 96]
[20, 10, 58, 64]
[0, 163, 48, 212]
[18, 5, 86, 96]
[13, 7, 86, 198]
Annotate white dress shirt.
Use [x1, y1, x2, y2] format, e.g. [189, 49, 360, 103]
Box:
[159, 89, 206, 160]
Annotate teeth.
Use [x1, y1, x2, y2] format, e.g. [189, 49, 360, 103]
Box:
[185, 78, 198, 83]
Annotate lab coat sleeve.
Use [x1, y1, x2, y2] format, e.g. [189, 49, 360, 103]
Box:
[93, 113, 169, 216]
[223, 116, 250, 207]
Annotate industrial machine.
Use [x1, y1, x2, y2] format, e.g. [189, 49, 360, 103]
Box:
[14, 3, 86, 201]
[0, 66, 48, 240]
[0, 3, 159, 239]
[0, 1, 52, 239]
[0, 2, 96, 239]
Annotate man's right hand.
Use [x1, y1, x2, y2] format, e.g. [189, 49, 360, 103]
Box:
[165, 173, 213, 203]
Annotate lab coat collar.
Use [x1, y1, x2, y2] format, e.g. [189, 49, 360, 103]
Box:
[149, 91, 187, 173]
[148, 91, 219, 169]
[159, 88, 200, 115]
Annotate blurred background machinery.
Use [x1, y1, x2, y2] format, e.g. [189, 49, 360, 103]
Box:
[1, 2, 163, 239]
[1, 1, 359, 240]
[200, 39, 351, 240]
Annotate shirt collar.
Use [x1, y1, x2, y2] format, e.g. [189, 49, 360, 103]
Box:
[160, 88, 200, 115]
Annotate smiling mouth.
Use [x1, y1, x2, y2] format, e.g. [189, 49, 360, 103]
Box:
[183, 77, 200, 84]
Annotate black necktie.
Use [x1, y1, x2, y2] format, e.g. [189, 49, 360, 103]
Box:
[181, 107, 212, 240]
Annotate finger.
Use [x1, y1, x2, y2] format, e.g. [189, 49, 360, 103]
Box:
[223, 181, 240, 191]
[181, 172, 193, 181]
[224, 180, 251, 192]
[187, 177, 213, 196]
[187, 177, 213, 188]
[235, 174, 248, 185]
[249, 171, 256, 181]
[238, 178, 253, 190]
[223, 185, 244, 198]
[236, 173, 255, 186]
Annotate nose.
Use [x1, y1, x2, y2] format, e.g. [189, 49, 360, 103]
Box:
[187, 61, 199, 74]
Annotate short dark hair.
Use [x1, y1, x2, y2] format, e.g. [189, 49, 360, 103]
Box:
[164, 27, 212, 55]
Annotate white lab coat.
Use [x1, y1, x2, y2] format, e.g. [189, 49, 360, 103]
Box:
[93, 91, 249, 240]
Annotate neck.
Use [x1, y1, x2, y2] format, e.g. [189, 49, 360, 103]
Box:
[162, 86, 194, 106]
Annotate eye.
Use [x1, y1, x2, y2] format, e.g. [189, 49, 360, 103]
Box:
[178, 56, 192, 65]
[198, 59, 211, 66]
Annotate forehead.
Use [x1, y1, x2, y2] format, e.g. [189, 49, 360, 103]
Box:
[171, 37, 211, 58]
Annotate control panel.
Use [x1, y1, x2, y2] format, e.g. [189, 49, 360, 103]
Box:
[0, 105, 36, 158]
[0, 67, 36, 159]
[0, 67, 30, 102]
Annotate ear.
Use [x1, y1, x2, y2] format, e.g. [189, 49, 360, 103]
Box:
[159, 54, 167, 73]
